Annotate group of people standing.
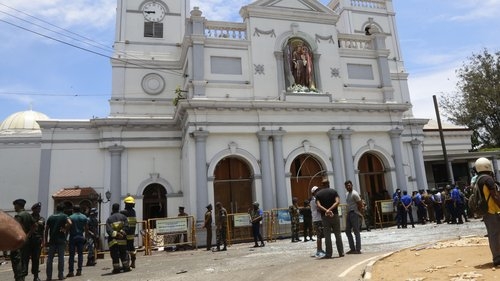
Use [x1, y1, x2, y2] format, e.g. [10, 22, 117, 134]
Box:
[203, 202, 230, 252]
[309, 179, 364, 259]
[392, 184, 471, 229]
[4, 195, 138, 281]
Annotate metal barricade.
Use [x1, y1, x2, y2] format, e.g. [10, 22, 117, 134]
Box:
[144, 216, 197, 255]
[374, 199, 396, 228]
[271, 204, 349, 239]
[226, 211, 272, 245]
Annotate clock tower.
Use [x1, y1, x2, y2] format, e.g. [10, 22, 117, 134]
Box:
[110, 0, 189, 117]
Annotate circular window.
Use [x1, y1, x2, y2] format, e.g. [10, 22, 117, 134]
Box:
[141, 73, 165, 95]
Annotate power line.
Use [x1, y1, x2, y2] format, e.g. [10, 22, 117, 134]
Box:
[0, 2, 114, 53]
[0, 4, 185, 77]
[0, 91, 108, 97]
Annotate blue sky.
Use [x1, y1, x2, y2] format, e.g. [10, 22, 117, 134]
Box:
[0, 0, 499, 122]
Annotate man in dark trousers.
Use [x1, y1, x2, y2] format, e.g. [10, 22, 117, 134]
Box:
[248, 202, 265, 248]
[300, 199, 314, 242]
[214, 202, 227, 251]
[176, 206, 189, 250]
[106, 203, 130, 274]
[203, 204, 213, 251]
[121, 196, 137, 268]
[11, 198, 34, 281]
[45, 203, 72, 281]
[27, 202, 45, 281]
[86, 208, 99, 266]
[67, 205, 88, 277]
[315, 181, 344, 259]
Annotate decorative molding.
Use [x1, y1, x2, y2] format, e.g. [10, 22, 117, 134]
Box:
[228, 141, 238, 154]
[254, 64, 265, 75]
[253, 28, 276, 37]
[330, 67, 340, 78]
[141, 73, 165, 95]
[315, 34, 334, 44]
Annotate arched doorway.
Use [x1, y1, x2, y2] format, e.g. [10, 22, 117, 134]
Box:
[358, 152, 386, 203]
[290, 154, 324, 205]
[143, 183, 167, 222]
[213, 157, 253, 214]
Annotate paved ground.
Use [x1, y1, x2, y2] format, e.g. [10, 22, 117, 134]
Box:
[0, 218, 489, 281]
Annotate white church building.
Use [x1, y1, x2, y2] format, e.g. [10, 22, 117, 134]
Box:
[1, 0, 481, 226]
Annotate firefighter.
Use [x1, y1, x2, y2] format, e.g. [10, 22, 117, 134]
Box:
[121, 196, 137, 268]
[106, 203, 130, 274]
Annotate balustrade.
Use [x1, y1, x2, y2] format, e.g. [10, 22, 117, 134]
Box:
[204, 21, 247, 40]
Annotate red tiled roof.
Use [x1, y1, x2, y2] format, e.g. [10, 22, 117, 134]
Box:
[52, 187, 97, 199]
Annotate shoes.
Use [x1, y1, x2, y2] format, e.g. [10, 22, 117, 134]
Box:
[319, 255, 332, 259]
[123, 267, 131, 272]
[253, 244, 259, 248]
[303, 238, 309, 242]
[314, 251, 326, 258]
[66, 272, 74, 278]
[260, 242, 265, 247]
[346, 250, 361, 254]
[76, 270, 81, 276]
[112, 269, 121, 274]
[34, 277, 41, 281]
[339, 253, 345, 257]
[310, 238, 315, 241]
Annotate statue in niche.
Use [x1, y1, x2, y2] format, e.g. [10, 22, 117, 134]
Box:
[285, 39, 316, 91]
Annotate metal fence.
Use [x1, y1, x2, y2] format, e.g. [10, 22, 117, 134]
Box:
[226, 212, 272, 245]
[143, 216, 197, 255]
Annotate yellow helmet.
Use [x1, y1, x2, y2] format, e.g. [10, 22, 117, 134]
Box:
[124, 196, 135, 204]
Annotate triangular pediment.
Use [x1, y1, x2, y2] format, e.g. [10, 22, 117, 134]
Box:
[240, 0, 338, 23]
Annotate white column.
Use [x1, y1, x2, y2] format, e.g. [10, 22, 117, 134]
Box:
[257, 131, 275, 210]
[389, 129, 407, 190]
[328, 129, 344, 190]
[109, 145, 125, 205]
[192, 130, 209, 222]
[411, 139, 427, 190]
[272, 130, 287, 208]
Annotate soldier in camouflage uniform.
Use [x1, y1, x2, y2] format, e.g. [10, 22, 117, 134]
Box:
[86, 208, 99, 266]
[203, 204, 213, 251]
[11, 198, 35, 281]
[289, 197, 301, 242]
[214, 202, 227, 251]
[26, 202, 45, 281]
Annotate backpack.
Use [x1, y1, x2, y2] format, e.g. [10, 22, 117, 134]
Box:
[468, 174, 491, 217]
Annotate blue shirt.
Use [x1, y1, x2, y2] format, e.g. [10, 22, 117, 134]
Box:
[401, 194, 412, 206]
[451, 188, 462, 204]
[69, 212, 88, 239]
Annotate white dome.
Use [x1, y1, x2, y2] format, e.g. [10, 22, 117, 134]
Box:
[0, 110, 50, 130]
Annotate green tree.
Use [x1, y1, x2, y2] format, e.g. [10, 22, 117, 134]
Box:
[440, 48, 500, 149]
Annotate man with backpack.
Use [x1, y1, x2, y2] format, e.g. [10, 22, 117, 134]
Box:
[474, 157, 500, 267]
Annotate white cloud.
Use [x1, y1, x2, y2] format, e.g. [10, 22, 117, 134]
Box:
[448, 0, 500, 22]
[408, 67, 459, 120]
[191, 0, 253, 21]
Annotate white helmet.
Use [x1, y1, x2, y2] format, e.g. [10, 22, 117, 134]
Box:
[475, 157, 493, 173]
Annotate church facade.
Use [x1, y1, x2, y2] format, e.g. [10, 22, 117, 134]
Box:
[1, 0, 433, 224]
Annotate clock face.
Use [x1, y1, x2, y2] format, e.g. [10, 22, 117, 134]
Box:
[142, 2, 166, 22]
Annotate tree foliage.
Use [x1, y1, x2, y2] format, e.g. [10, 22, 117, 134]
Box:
[440, 49, 500, 149]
